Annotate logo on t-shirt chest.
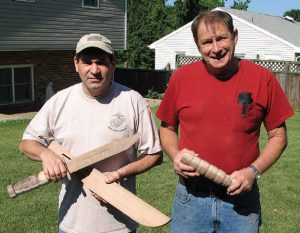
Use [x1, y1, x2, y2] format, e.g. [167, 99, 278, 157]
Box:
[108, 113, 127, 132]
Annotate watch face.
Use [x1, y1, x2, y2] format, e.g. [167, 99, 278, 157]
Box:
[256, 172, 261, 179]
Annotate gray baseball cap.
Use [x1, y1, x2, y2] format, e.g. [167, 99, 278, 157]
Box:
[76, 33, 113, 54]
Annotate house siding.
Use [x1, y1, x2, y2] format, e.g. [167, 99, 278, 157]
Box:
[153, 22, 198, 70]
[0, 0, 126, 51]
[233, 18, 295, 60]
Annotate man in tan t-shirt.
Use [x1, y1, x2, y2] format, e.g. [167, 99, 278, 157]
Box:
[20, 33, 163, 233]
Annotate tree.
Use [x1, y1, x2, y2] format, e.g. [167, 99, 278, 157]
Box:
[230, 0, 251, 11]
[283, 9, 300, 22]
[115, 0, 171, 69]
[172, 0, 225, 27]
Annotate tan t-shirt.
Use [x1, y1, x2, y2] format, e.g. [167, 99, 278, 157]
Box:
[23, 82, 161, 233]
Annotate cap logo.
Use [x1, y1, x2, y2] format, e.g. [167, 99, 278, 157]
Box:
[87, 35, 102, 42]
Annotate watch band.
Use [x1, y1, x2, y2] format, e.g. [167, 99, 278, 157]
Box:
[249, 164, 261, 179]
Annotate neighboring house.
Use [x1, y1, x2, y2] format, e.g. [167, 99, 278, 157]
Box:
[149, 7, 300, 70]
[0, 0, 127, 113]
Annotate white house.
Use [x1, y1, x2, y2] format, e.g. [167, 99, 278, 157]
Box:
[149, 7, 300, 70]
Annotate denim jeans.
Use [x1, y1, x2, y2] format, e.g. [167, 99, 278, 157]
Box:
[171, 182, 261, 233]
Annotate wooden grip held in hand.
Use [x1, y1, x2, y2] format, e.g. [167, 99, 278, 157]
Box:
[6, 171, 48, 198]
[181, 153, 233, 187]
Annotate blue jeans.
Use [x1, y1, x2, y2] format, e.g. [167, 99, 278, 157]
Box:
[171, 182, 261, 233]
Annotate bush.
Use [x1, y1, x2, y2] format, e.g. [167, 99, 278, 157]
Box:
[146, 88, 164, 100]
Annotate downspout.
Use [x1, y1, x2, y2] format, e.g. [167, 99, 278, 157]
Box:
[124, 0, 127, 50]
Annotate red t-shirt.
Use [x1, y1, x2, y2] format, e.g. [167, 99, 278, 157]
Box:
[156, 60, 294, 174]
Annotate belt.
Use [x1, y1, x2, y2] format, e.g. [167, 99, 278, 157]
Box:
[178, 175, 230, 199]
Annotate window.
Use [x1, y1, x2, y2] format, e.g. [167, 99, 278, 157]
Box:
[82, 0, 99, 9]
[0, 66, 34, 105]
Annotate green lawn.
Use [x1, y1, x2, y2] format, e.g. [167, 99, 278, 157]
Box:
[0, 109, 299, 232]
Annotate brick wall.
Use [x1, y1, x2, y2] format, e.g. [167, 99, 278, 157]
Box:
[0, 50, 80, 113]
[0, 51, 170, 114]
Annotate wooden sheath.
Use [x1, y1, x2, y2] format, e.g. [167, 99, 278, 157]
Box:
[7, 134, 140, 198]
[82, 169, 171, 228]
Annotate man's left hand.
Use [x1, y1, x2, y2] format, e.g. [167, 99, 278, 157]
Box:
[227, 167, 256, 196]
[91, 170, 124, 203]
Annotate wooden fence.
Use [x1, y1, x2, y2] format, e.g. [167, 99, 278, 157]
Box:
[114, 68, 171, 96]
[176, 55, 300, 109]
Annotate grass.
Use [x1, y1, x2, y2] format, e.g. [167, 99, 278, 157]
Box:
[258, 109, 300, 233]
[0, 109, 299, 232]
[0, 119, 60, 233]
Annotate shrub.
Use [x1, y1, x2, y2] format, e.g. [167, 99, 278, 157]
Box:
[146, 88, 164, 100]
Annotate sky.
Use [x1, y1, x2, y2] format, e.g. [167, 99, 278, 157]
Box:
[166, 0, 300, 16]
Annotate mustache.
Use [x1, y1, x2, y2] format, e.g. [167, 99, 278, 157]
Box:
[89, 73, 103, 79]
[210, 53, 226, 60]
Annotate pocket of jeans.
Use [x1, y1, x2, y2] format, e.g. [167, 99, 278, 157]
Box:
[230, 102, 258, 133]
[174, 183, 191, 203]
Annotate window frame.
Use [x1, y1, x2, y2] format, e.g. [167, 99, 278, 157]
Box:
[0, 64, 35, 105]
[82, 0, 99, 9]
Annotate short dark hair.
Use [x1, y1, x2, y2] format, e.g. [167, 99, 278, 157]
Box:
[75, 47, 114, 63]
[191, 10, 236, 45]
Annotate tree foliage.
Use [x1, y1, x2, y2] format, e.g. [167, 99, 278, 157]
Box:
[283, 9, 300, 22]
[172, 0, 225, 27]
[115, 0, 171, 69]
[230, 0, 251, 11]
[115, 0, 225, 69]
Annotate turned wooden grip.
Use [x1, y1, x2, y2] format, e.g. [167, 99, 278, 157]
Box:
[7, 171, 49, 198]
[181, 153, 233, 187]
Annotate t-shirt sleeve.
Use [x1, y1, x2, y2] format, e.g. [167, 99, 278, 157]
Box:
[22, 98, 55, 146]
[264, 74, 294, 131]
[156, 73, 179, 125]
[135, 98, 162, 155]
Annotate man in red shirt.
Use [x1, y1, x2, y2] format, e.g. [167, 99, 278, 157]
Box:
[156, 10, 294, 233]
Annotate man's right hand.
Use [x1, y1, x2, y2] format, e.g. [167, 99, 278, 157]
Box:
[173, 149, 200, 178]
[40, 149, 68, 182]
[159, 122, 200, 179]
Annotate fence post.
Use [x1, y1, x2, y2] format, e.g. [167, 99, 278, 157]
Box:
[284, 61, 289, 75]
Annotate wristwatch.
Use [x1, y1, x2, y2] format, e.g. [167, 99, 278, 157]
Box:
[249, 164, 261, 180]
